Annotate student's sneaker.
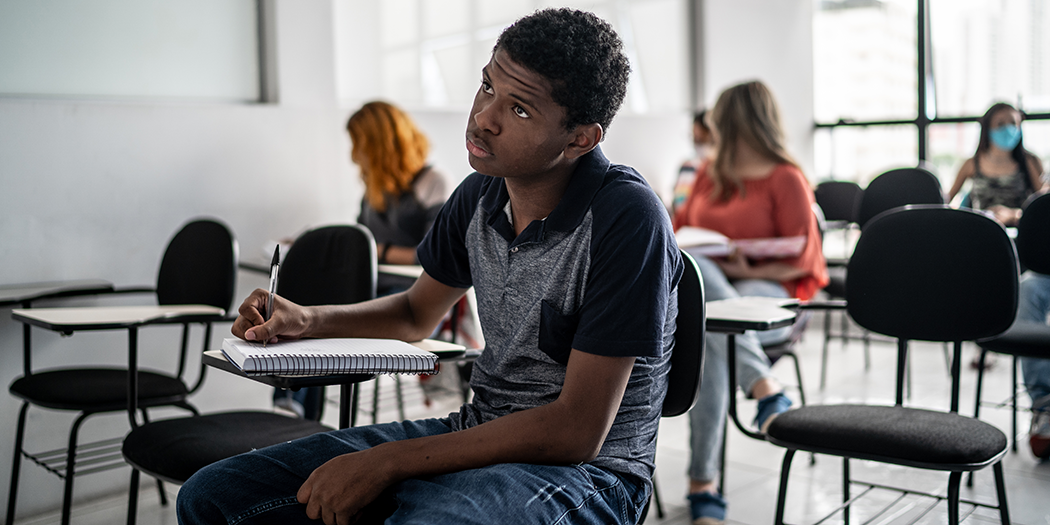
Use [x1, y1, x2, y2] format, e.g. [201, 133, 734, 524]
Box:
[1029, 409, 1050, 460]
[755, 392, 793, 433]
[687, 491, 726, 525]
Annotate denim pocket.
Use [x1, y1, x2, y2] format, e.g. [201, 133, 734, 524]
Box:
[538, 300, 580, 365]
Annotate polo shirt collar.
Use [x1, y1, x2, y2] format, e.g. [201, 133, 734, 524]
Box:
[479, 146, 610, 243]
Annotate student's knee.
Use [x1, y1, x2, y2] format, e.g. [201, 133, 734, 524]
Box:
[177, 463, 226, 524]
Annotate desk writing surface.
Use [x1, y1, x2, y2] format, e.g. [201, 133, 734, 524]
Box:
[0, 279, 114, 307]
[12, 305, 225, 331]
[705, 297, 798, 333]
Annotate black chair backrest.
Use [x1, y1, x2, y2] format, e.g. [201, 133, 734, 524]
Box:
[856, 168, 944, 229]
[1017, 193, 1050, 275]
[663, 250, 705, 418]
[278, 225, 376, 307]
[156, 218, 238, 310]
[815, 181, 863, 223]
[846, 206, 1018, 343]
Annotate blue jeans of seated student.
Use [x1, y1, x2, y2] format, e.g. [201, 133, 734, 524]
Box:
[688, 255, 790, 484]
[177, 418, 648, 525]
[1018, 271, 1050, 411]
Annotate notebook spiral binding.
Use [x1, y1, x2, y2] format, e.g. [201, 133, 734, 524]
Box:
[253, 352, 436, 376]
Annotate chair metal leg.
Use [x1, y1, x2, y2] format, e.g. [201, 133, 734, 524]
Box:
[774, 449, 796, 525]
[5, 403, 29, 525]
[821, 310, 831, 390]
[993, 461, 1011, 525]
[974, 349, 987, 419]
[843, 457, 851, 525]
[947, 471, 961, 525]
[127, 468, 140, 525]
[137, 408, 168, 507]
[372, 378, 380, 425]
[968, 349, 989, 489]
[785, 350, 806, 406]
[62, 412, 92, 525]
[1011, 356, 1019, 453]
[394, 376, 405, 421]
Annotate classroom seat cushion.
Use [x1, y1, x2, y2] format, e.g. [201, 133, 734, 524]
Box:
[978, 323, 1050, 359]
[122, 411, 333, 483]
[9, 368, 188, 411]
[766, 405, 1007, 466]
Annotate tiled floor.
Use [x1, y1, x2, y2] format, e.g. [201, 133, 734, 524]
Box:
[14, 313, 1050, 524]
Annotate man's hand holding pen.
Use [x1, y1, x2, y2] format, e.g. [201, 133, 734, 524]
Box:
[231, 288, 310, 344]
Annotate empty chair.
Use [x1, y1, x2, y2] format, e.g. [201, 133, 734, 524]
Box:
[121, 224, 377, 524]
[6, 218, 236, 525]
[820, 166, 945, 388]
[814, 180, 863, 232]
[766, 205, 1016, 525]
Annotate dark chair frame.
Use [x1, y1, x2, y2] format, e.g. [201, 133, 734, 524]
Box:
[6, 218, 236, 525]
[645, 250, 706, 522]
[765, 206, 1017, 525]
[820, 167, 945, 390]
[121, 224, 377, 524]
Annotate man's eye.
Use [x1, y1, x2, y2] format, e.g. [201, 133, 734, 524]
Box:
[481, 81, 493, 94]
[513, 106, 530, 118]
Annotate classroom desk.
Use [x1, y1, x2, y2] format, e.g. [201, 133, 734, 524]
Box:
[12, 304, 226, 424]
[1, 279, 116, 375]
[705, 297, 799, 442]
[203, 339, 473, 429]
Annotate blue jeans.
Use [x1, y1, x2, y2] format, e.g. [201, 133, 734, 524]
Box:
[1017, 271, 1050, 410]
[177, 418, 647, 525]
[687, 255, 789, 483]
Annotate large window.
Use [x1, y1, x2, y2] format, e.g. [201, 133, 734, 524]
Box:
[0, 0, 261, 102]
[336, 0, 689, 113]
[812, 0, 1050, 186]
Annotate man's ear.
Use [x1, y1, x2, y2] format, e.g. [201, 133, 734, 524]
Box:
[564, 123, 603, 160]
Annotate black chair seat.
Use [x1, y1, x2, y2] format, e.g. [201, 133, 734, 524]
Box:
[978, 323, 1050, 359]
[9, 368, 188, 411]
[122, 411, 332, 483]
[767, 405, 1007, 468]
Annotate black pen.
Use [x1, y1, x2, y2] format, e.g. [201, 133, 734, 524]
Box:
[263, 245, 280, 347]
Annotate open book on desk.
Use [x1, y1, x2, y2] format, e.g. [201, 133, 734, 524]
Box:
[675, 226, 806, 259]
[221, 337, 447, 377]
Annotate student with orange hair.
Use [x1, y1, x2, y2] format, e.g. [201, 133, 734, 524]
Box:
[348, 101, 449, 273]
[273, 102, 449, 420]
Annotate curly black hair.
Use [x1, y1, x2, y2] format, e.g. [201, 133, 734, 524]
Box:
[495, 8, 630, 134]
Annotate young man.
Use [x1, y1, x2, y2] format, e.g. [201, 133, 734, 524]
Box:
[177, 8, 682, 525]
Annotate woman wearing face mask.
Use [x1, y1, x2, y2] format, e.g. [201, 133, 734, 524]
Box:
[948, 102, 1046, 226]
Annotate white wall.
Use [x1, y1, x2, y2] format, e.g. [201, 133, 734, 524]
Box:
[703, 0, 816, 177]
[0, 0, 361, 517]
[0, 0, 814, 518]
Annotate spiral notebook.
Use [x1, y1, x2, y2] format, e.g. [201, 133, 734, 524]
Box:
[221, 337, 439, 376]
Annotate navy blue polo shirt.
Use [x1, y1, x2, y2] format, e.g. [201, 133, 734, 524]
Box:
[418, 146, 683, 486]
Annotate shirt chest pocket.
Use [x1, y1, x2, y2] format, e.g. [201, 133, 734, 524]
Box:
[538, 300, 580, 365]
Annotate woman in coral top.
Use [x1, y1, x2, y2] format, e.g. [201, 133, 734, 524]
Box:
[673, 80, 828, 525]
